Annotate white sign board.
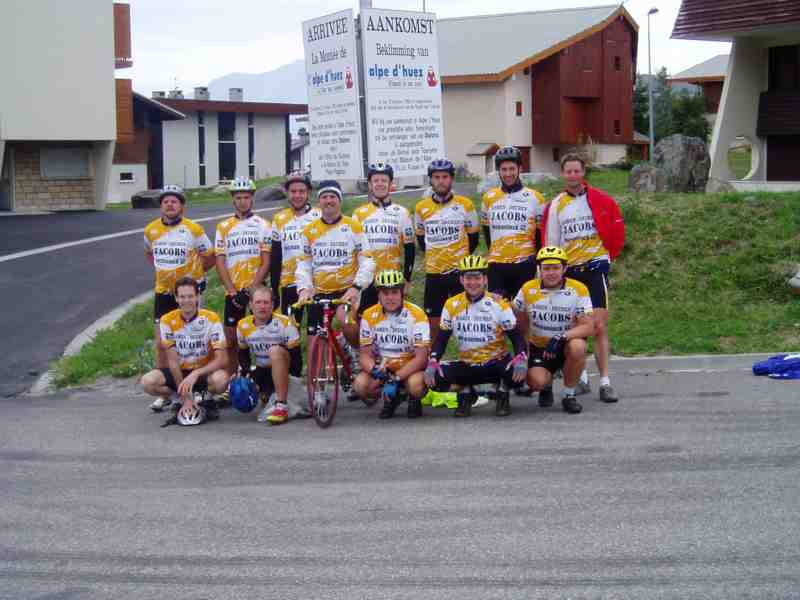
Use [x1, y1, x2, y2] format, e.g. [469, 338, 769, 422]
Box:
[302, 10, 363, 180]
[361, 9, 445, 177]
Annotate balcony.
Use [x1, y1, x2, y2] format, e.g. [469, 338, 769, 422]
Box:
[114, 3, 132, 69]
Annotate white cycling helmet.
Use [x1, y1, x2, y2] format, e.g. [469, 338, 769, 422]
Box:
[159, 184, 186, 204]
[177, 404, 206, 426]
[229, 176, 256, 194]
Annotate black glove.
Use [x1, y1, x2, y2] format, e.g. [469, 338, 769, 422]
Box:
[232, 289, 250, 309]
[545, 334, 566, 355]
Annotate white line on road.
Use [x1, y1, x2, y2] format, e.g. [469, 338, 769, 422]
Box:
[0, 187, 427, 264]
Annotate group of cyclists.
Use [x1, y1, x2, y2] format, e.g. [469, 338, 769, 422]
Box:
[139, 146, 625, 426]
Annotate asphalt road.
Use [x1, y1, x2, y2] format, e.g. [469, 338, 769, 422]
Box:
[0, 186, 448, 398]
[1, 355, 798, 598]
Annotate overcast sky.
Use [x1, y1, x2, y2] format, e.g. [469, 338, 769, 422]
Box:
[127, 0, 731, 96]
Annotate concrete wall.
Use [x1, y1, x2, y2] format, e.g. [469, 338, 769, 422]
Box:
[708, 38, 768, 184]
[163, 114, 200, 188]
[442, 82, 504, 171]
[0, 0, 115, 142]
[109, 163, 147, 204]
[504, 70, 533, 148]
[530, 144, 560, 175]
[254, 115, 287, 179]
[594, 144, 627, 166]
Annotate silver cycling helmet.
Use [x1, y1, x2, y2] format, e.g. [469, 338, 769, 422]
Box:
[177, 404, 206, 426]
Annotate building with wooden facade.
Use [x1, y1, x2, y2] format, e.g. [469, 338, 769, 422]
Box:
[672, 0, 800, 190]
[668, 54, 729, 115]
[439, 4, 637, 176]
[0, 1, 131, 211]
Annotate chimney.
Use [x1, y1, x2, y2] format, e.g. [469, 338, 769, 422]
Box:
[194, 87, 210, 100]
[152, 91, 166, 99]
[229, 87, 243, 102]
[167, 89, 184, 99]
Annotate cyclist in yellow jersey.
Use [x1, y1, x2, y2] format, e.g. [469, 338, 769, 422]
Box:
[424, 255, 528, 418]
[143, 185, 214, 409]
[215, 176, 271, 376]
[354, 270, 430, 419]
[141, 277, 229, 424]
[481, 146, 548, 299]
[296, 180, 375, 349]
[414, 158, 479, 343]
[513, 247, 595, 415]
[353, 162, 415, 316]
[270, 171, 321, 325]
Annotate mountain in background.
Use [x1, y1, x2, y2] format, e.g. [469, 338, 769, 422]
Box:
[208, 60, 307, 103]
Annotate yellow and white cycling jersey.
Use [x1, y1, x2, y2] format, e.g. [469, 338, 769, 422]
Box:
[545, 191, 609, 266]
[414, 195, 479, 274]
[159, 308, 226, 370]
[296, 216, 375, 294]
[480, 186, 547, 264]
[512, 278, 593, 348]
[440, 292, 517, 365]
[215, 214, 272, 292]
[237, 312, 301, 368]
[144, 218, 213, 294]
[359, 300, 430, 371]
[353, 202, 414, 275]
[271, 206, 322, 288]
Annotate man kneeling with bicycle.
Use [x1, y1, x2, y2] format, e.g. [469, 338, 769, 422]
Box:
[424, 255, 528, 417]
[354, 270, 430, 419]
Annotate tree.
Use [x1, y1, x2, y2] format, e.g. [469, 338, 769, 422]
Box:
[633, 75, 649, 135]
[653, 67, 673, 142]
[671, 90, 711, 141]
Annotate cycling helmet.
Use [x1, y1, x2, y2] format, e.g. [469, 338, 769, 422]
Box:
[367, 162, 394, 181]
[159, 184, 186, 204]
[427, 158, 455, 177]
[458, 255, 489, 273]
[536, 246, 568, 265]
[177, 404, 206, 426]
[317, 180, 342, 201]
[229, 376, 259, 413]
[284, 170, 312, 190]
[375, 269, 404, 289]
[229, 176, 256, 194]
[494, 146, 521, 168]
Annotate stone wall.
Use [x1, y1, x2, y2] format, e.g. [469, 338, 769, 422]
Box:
[13, 143, 95, 210]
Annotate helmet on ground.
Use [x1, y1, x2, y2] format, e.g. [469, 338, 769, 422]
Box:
[494, 146, 521, 168]
[458, 255, 489, 273]
[229, 376, 259, 413]
[284, 170, 312, 190]
[159, 184, 186, 204]
[375, 269, 404, 289]
[367, 162, 394, 181]
[536, 246, 568, 265]
[317, 180, 342, 201]
[229, 176, 256, 194]
[177, 404, 206, 426]
[427, 158, 455, 178]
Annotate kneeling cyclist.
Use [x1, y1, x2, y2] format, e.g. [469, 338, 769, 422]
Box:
[236, 286, 302, 424]
[140, 277, 229, 425]
[353, 270, 430, 419]
[424, 255, 528, 417]
[512, 246, 595, 414]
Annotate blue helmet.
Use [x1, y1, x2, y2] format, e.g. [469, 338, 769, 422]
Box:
[229, 377, 259, 413]
[427, 158, 455, 178]
[367, 162, 394, 181]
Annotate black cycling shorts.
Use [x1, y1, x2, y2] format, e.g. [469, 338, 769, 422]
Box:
[252, 366, 275, 398]
[280, 286, 305, 325]
[224, 295, 248, 328]
[528, 343, 566, 373]
[488, 259, 537, 300]
[566, 261, 609, 310]
[424, 272, 463, 318]
[306, 290, 347, 336]
[433, 355, 519, 390]
[159, 368, 208, 393]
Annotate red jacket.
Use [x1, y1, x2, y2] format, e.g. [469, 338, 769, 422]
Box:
[542, 184, 625, 261]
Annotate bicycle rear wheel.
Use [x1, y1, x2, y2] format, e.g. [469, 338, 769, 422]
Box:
[307, 336, 339, 428]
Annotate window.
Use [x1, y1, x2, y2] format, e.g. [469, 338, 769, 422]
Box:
[198, 111, 206, 186]
[218, 112, 236, 142]
[614, 56, 622, 71]
[119, 171, 134, 183]
[248, 114, 255, 177]
[515, 101, 523, 117]
[197, 111, 205, 125]
[249, 164, 255, 178]
[199, 165, 206, 186]
[40, 147, 91, 179]
[614, 120, 621, 136]
[552, 147, 560, 163]
[247, 112, 254, 126]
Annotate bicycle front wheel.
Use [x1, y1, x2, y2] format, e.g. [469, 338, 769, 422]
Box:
[307, 336, 339, 428]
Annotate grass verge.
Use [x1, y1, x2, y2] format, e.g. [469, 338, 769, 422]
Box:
[53, 170, 800, 387]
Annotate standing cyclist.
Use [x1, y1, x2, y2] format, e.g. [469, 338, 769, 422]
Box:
[353, 162, 415, 314]
[414, 158, 480, 343]
[543, 153, 625, 403]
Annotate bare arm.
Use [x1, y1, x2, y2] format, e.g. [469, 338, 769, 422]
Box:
[215, 254, 238, 296]
[165, 346, 184, 397]
[566, 313, 595, 341]
[359, 344, 377, 373]
[514, 308, 530, 341]
[253, 250, 271, 288]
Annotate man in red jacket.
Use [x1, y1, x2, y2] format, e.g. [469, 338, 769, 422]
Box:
[542, 153, 625, 404]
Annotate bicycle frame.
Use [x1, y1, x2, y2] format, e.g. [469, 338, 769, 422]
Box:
[312, 299, 353, 384]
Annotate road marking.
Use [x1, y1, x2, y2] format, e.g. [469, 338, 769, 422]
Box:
[0, 187, 427, 264]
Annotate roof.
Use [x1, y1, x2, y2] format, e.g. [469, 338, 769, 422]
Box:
[632, 131, 649, 145]
[160, 98, 308, 116]
[133, 92, 186, 121]
[466, 143, 500, 156]
[672, 0, 800, 40]
[669, 54, 729, 83]
[439, 4, 637, 83]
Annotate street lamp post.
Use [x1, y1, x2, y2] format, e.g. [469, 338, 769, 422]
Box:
[647, 7, 659, 162]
